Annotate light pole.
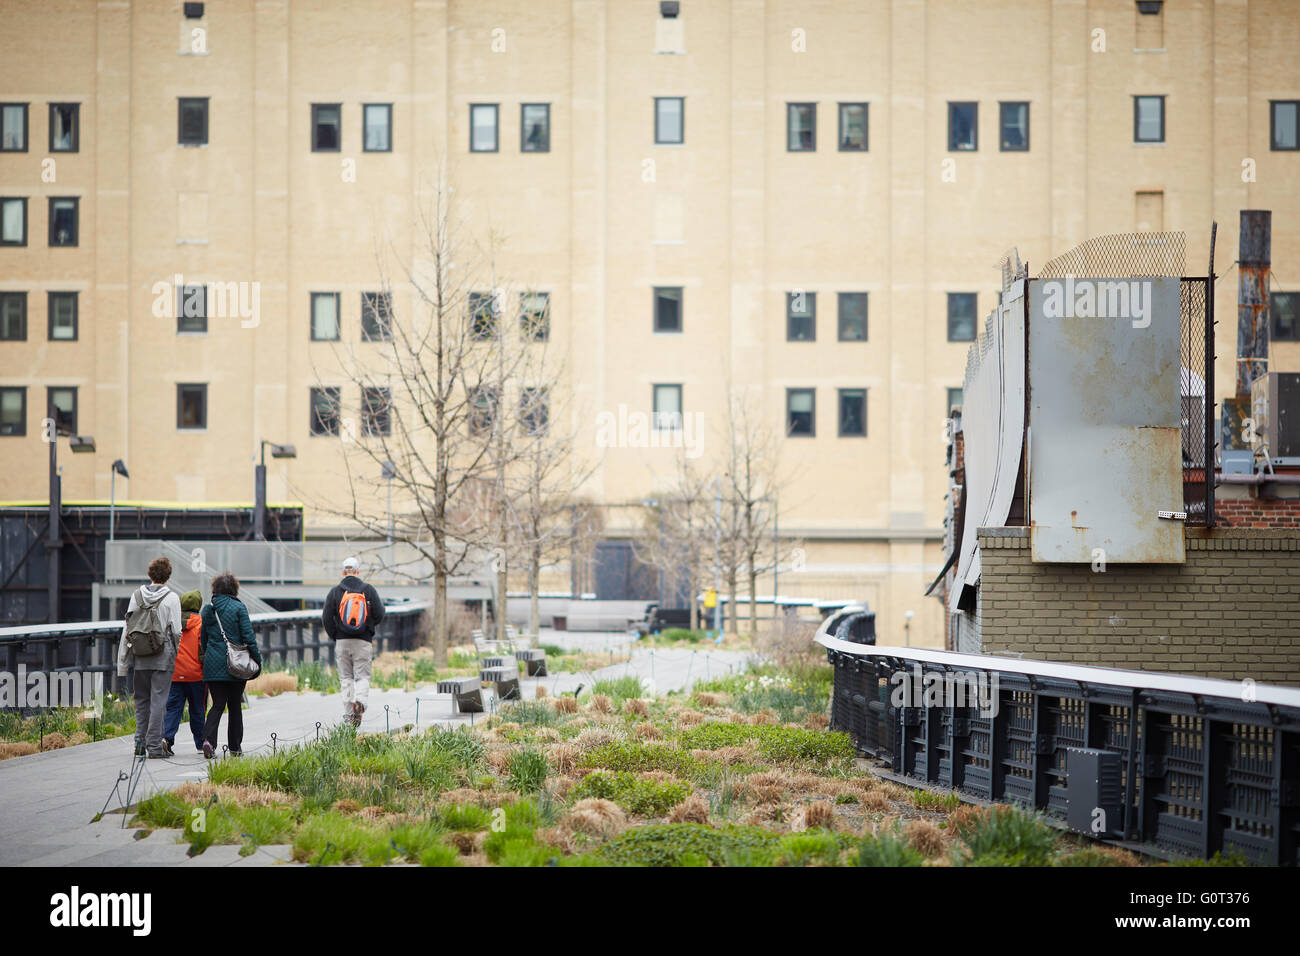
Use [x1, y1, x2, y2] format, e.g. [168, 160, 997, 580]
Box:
[381, 460, 396, 569]
[45, 393, 96, 624]
[109, 459, 129, 542]
[254, 440, 296, 539]
[712, 477, 722, 640]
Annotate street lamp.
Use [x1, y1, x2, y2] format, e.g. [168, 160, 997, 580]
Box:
[109, 459, 129, 542]
[254, 440, 297, 539]
[45, 392, 96, 624]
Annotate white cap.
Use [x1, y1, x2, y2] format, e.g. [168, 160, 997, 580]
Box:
[342, 556, 360, 573]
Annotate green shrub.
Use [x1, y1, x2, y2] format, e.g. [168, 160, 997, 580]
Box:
[912, 790, 962, 812]
[599, 824, 779, 867]
[856, 831, 925, 867]
[439, 802, 492, 831]
[502, 700, 558, 727]
[677, 722, 853, 766]
[580, 742, 699, 777]
[591, 676, 645, 702]
[571, 771, 692, 817]
[954, 807, 1059, 867]
[655, 628, 706, 644]
[506, 747, 550, 794]
[836, 793, 859, 804]
[420, 842, 462, 867]
[1057, 848, 1132, 867]
[775, 829, 846, 867]
[1168, 851, 1251, 867]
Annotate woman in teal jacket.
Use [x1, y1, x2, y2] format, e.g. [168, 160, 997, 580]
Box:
[199, 572, 262, 758]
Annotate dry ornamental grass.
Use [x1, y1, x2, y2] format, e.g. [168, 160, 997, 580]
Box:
[667, 793, 711, 824]
[904, 820, 947, 857]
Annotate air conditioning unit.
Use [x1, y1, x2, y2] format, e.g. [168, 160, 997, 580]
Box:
[1250, 371, 1300, 466]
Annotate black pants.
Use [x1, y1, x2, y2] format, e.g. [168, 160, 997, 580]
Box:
[203, 680, 246, 754]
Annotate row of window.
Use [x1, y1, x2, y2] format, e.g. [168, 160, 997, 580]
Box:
[0, 197, 79, 247]
[6, 96, 1300, 155]
[4, 288, 1294, 347]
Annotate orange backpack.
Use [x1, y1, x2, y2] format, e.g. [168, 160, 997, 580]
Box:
[173, 612, 203, 681]
[337, 591, 369, 636]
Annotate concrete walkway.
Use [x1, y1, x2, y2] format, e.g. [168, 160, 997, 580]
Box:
[0, 640, 754, 867]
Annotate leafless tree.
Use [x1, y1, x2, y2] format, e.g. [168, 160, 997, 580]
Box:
[632, 451, 715, 631]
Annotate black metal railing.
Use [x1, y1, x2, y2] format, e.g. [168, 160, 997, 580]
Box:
[0, 601, 430, 699]
[820, 633, 1300, 865]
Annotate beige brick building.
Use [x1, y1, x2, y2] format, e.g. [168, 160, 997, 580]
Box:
[2, 0, 1299, 646]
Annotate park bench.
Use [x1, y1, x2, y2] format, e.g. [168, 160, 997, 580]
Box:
[436, 675, 484, 714]
[514, 647, 547, 677]
[479, 663, 521, 701]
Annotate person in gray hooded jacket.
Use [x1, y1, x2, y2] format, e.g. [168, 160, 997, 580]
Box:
[116, 557, 183, 758]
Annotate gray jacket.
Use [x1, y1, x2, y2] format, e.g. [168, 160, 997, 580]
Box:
[116, 584, 182, 675]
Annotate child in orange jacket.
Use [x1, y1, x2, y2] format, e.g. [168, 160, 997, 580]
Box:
[163, 590, 207, 754]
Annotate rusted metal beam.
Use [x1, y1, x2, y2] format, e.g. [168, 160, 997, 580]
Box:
[1236, 210, 1270, 398]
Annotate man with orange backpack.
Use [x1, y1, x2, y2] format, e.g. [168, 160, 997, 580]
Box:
[322, 557, 385, 726]
[163, 589, 207, 754]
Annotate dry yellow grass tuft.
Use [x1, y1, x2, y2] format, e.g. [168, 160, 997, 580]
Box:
[0, 742, 40, 760]
[574, 726, 621, 751]
[860, 791, 891, 813]
[635, 769, 675, 784]
[358, 805, 385, 820]
[438, 788, 483, 806]
[68, 731, 91, 746]
[689, 745, 752, 766]
[39, 732, 68, 750]
[804, 713, 830, 731]
[789, 800, 837, 831]
[847, 774, 880, 793]
[746, 769, 793, 789]
[333, 799, 361, 815]
[485, 749, 513, 773]
[743, 803, 785, 826]
[589, 694, 612, 713]
[622, 698, 649, 718]
[171, 781, 296, 808]
[877, 782, 911, 803]
[750, 784, 785, 805]
[548, 743, 578, 774]
[692, 692, 719, 708]
[668, 793, 711, 824]
[246, 671, 298, 697]
[947, 803, 988, 833]
[535, 684, 549, 699]
[675, 709, 705, 727]
[789, 772, 845, 796]
[551, 696, 578, 714]
[747, 712, 775, 726]
[562, 798, 627, 837]
[534, 727, 561, 743]
[446, 831, 486, 855]
[634, 722, 663, 740]
[904, 820, 947, 857]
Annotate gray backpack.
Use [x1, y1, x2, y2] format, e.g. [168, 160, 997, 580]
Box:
[124, 588, 167, 657]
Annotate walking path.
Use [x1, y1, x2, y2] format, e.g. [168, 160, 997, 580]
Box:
[0, 639, 754, 867]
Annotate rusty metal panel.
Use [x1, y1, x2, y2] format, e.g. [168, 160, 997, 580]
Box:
[950, 280, 1026, 612]
[1028, 276, 1185, 564]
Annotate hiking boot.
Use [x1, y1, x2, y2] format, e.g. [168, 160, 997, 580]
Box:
[202, 741, 214, 759]
[350, 700, 364, 726]
[161, 740, 174, 757]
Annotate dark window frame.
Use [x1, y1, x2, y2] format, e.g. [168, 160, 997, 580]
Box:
[1272, 292, 1299, 342]
[47, 291, 78, 341]
[469, 291, 498, 340]
[0, 197, 27, 246]
[653, 286, 683, 333]
[0, 386, 27, 437]
[47, 386, 78, 436]
[947, 292, 977, 343]
[468, 384, 499, 436]
[469, 103, 499, 153]
[520, 386, 550, 436]
[948, 101, 978, 151]
[837, 102, 868, 152]
[947, 387, 964, 415]
[999, 101, 1030, 151]
[310, 291, 341, 342]
[837, 292, 868, 342]
[47, 196, 79, 246]
[176, 383, 208, 430]
[1133, 95, 1166, 143]
[177, 97, 209, 146]
[0, 291, 27, 341]
[652, 383, 683, 431]
[654, 97, 684, 145]
[362, 386, 392, 437]
[787, 102, 817, 152]
[48, 102, 80, 153]
[837, 388, 867, 437]
[520, 291, 550, 340]
[176, 284, 208, 333]
[311, 102, 342, 152]
[1270, 100, 1299, 152]
[362, 103, 392, 153]
[786, 291, 816, 342]
[360, 291, 393, 342]
[309, 386, 342, 436]
[786, 388, 815, 437]
[0, 102, 28, 152]
[520, 103, 551, 153]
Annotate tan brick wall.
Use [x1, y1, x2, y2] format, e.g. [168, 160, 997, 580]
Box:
[977, 527, 1300, 686]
